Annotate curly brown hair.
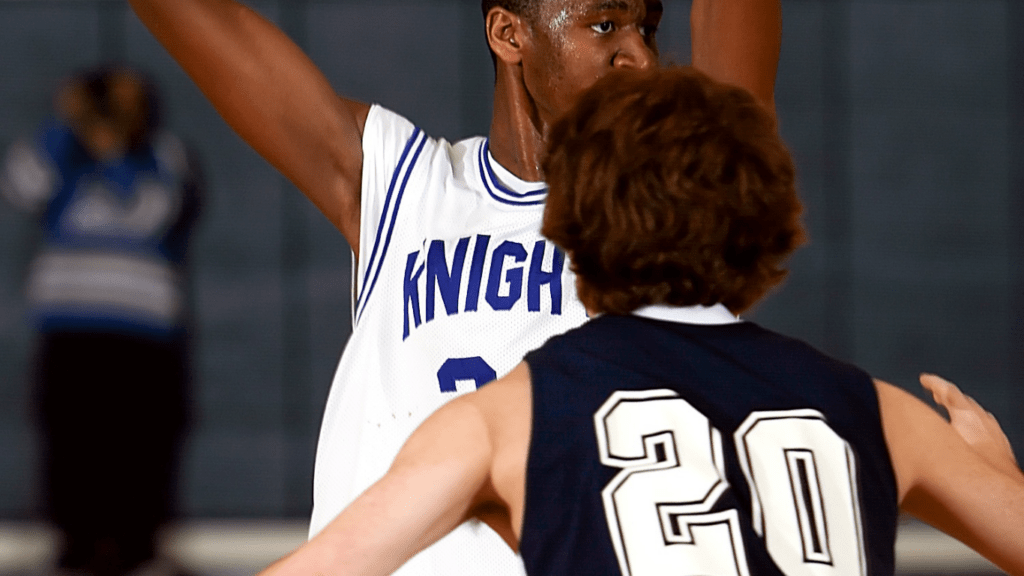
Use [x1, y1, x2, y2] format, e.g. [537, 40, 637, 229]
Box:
[541, 66, 805, 315]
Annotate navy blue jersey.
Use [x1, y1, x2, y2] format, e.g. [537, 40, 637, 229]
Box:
[520, 306, 898, 576]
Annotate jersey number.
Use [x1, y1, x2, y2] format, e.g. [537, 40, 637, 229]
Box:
[436, 356, 496, 393]
[595, 390, 866, 576]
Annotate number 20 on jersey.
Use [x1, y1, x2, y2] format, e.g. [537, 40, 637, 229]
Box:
[595, 389, 866, 576]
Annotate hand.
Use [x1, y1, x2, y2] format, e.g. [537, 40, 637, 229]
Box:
[919, 373, 1021, 480]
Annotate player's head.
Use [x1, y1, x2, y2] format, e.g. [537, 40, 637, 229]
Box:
[483, 0, 661, 124]
[542, 66, 805, 315]
[55, 65, 161, 160]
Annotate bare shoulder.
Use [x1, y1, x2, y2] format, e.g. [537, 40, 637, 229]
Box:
[467, 363, 532, 462]
[873, 378, 935, 430]
[470, 363, 532, 412]
[873, 378, 958, 498]
[463, 362, 533, 543]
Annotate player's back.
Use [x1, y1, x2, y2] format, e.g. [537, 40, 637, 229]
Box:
[521, 305, 898, 576]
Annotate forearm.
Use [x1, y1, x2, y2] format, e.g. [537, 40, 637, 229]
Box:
[689, 0, 782, 107]
[128, 0, 366, 246]
[903, 460, 1024, 576]
[259, 478, 433, 576]
[258, 398, 495, 576]
[129, 0, 289, 132]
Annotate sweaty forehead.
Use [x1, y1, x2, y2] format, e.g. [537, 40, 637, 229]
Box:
[537, 0, 662, 19]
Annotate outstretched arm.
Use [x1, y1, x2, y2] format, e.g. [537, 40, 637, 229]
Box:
[689, 0, 782, 108]
[259, 397, 495, 576]
[876, 379, 1024, 576]
[258, 363, 532, 576]
[128, 0, 367, 253]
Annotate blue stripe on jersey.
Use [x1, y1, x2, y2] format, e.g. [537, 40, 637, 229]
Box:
[356, 127, 422, 316]
[478, 140, 547, 206]
[356, 128, 428, 324]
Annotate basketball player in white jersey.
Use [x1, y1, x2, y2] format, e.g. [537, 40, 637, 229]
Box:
[128, 0, 781, 573]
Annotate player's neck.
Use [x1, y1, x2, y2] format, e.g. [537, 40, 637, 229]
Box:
[487, 67, 548, 183]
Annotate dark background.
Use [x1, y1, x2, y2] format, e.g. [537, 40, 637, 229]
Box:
[0, 0, 1021, 519]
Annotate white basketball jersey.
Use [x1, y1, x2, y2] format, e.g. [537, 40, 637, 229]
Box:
[310, 106, 588, 574]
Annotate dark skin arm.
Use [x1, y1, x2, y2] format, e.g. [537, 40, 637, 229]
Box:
[130, 0, 782, 255]
[690, 0, 782, 108]
[128, 0, 368, 256]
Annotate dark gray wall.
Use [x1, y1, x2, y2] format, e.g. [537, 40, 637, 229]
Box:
[0, 0, 1020, 518]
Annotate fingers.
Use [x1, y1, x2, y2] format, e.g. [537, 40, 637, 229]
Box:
[919, 372, 986, 413]
[920, 372, 990, 422]
[919, 372, 963, 410]
[920, 373, 1020, 475]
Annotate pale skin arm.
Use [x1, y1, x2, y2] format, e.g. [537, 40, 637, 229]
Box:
[876, 378, 1024, 575]
[919, 372, 1022, 480]
[689, 0, 782, 108]
[128, 0, 368, 255]
[257, 363, 532, 576]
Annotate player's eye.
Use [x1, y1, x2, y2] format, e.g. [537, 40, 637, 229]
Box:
[591, 21, 615, 34]
[640, 23, 658, 38]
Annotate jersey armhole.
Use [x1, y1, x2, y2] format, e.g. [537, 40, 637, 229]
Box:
[353, 104, 424, 324]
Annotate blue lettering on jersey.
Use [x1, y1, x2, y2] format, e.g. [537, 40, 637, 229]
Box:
[426, 237, 469, 321]
[464, 235, 490, 312]
[402, 234, 565, 339]
[487, 240, 527, 311]
[528, 240, 563, 314]
[403, 252, 425, 339]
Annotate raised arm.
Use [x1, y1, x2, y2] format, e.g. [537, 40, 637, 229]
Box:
[689, 0, 782, 108]
[875, 379, 1024, 575]
[128, 0, 368, 253]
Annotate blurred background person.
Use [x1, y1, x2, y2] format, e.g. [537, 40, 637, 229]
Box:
[0, 64, 202, 576]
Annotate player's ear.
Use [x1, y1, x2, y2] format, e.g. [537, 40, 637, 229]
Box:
[486, 7, 527, 65]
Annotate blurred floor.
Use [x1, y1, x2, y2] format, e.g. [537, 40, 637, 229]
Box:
[0, 519, 306, 576]
[0, 518, 1005, 576]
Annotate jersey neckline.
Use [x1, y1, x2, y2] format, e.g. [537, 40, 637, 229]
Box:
[478, 139, 547, 206]
[632, 303, 742, 325]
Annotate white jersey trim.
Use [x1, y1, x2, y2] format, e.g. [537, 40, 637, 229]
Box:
[632, 303, 741, 325]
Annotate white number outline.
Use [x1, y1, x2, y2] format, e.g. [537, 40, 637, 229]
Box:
[595, 393, 867, 576]
[734, 410, 867, 576]
[595, 389, 750, 576]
